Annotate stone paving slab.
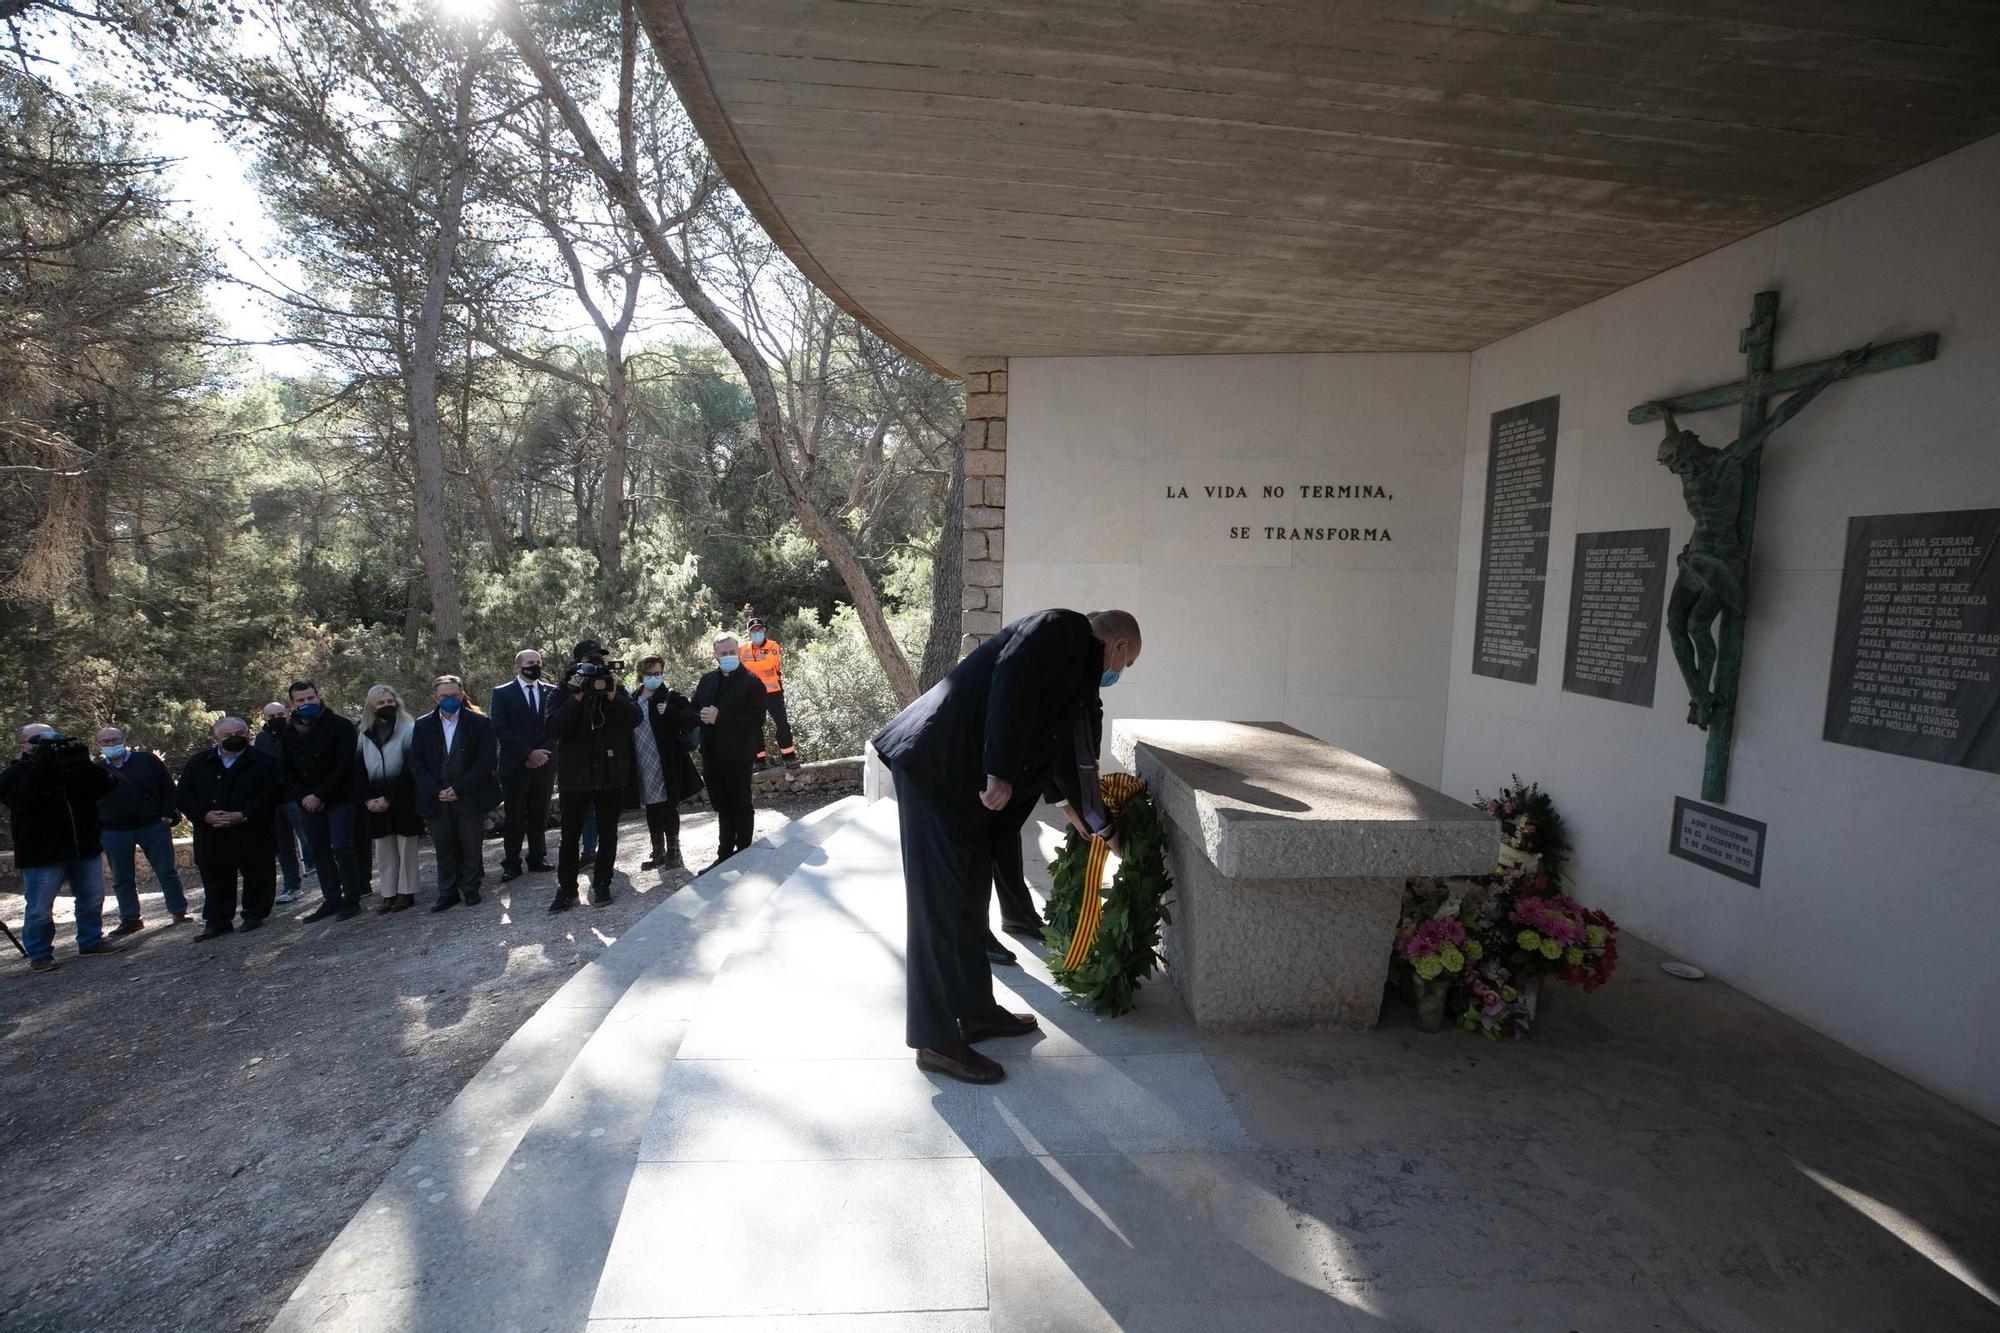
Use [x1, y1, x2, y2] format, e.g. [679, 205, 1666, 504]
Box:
[590, 1159, 987, 1320]
[592, 1316, 991, 1332]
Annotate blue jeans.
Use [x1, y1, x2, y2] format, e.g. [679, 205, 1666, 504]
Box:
[297, 802, 362, 911]
[20, 858, 106, 961]
[581, 807, 598, 860]
[275, 800, 314, 893]
[101, 821, 188, 921]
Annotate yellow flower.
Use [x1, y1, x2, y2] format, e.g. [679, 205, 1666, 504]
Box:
[1414, 957, 1444, 981]
[1564, 947, 1585, 966]
[1439, 947, 1465, 973]
[1586, 925, 1606, 948]
[1540, 938, 1563, 960]
[1517, 930, 1541, 951]
[1465, 938, 1484, 960]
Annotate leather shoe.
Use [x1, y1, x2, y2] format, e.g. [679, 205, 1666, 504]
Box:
[959, 1009, 1039, 1044]
[194, 925, 232, 942]
[431, 898, 459, 913]
[1000, 916, 1046, 937]
[463, 890, 482, 906]
[375, 898, 400, 915]
[300, 905, 337, 923]
[500, 867, 524, 883]
[916, 1043, 1005, 1085]
[591, 887, 613, 906]
[986, 939, 1018, 966]
[240, 917, 265, 932]
[527, 862, 554, 874]
[548, 893, 577, 914]
[78, 939, 129, 956]
[334, 905, 359, 921]
[111, 919, 145, 938]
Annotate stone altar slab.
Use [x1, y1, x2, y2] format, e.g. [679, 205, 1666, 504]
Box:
[1112, 719, 1496, 1031]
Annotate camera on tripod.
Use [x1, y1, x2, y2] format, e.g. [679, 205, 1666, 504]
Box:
[568, 659, 623, 692]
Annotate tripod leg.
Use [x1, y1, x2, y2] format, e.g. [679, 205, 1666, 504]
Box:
[0, 918, 25, 958]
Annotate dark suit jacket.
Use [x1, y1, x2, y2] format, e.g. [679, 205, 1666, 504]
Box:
[691, 667, 767, 770]
[490, 678, 559, 776]
[871, 608, 1105, 815]
[176, 747, 281, 861]
[409, 709, 502, 818]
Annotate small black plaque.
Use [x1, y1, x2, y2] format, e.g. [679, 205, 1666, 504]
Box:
[1669, 797, 1766, 887]
[1562, 528, 1668, 706]
[1472, 396, 1560, 684]
[1822, 508, 2000, 774]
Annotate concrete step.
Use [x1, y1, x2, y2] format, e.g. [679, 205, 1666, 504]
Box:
[268, 797, 872, 1333]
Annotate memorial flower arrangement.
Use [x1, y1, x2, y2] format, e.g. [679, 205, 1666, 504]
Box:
[1043, 775, 1174, 1016]
[1473, 774, 1570, 881]
[1392, 781, 1618, 1039]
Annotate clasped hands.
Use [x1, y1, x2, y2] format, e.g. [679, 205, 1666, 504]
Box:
[203, 810, 247, 827]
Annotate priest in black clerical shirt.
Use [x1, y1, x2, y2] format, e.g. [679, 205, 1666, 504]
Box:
[870, 607, 1142, 1085]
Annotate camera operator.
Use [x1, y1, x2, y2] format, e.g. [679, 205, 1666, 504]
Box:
[547, 639, 640, 911]
[0, 723, 125, 971]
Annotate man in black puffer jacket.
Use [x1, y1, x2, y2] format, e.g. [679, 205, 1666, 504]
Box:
[547, 640, 641, 911]
[276, 680, 363, 922]
[0, 723, 124, 971]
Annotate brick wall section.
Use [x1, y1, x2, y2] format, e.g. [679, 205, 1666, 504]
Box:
[960, 355, 1008, 652]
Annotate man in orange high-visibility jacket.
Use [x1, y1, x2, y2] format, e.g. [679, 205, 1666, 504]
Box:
[741, 616, 798, 769]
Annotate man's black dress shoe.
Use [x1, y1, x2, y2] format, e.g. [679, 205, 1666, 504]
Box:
[591, 886, 613, 906]
[1001, 917, 1047, 937]
[194, 924, 233, 942]
[986, 938, 1018, 966]
[916, 1043, 1005, 1085]
[527, 862, 554, 874]
[960, 1010, 1039, 1044]
[300, 905, 337, 923]
[548, 893, 577, 914]
[334, 905, 360, 921]
[500, 866, 523, 883]
[239, 917, 265, 932]
[431, 898, 459, 913]
[463, 890, 481, 906]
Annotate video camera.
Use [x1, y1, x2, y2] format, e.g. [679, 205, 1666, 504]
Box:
[567, 659, 625, 693]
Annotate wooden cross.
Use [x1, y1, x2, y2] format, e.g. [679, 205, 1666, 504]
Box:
[1628, 291, 1937, 804]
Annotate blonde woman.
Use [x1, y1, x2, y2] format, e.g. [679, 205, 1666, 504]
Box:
[356, 683, 424, 912]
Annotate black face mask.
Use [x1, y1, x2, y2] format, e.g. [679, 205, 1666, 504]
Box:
[220, 735, 250, 753]
[376, 706, 398, 723]
[520, 663, 542, 680]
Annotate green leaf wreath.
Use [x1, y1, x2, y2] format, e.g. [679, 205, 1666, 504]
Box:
[1040, 783, 1174, 1016]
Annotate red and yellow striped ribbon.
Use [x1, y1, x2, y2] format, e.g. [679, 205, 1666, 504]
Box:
[1059, 773, 1146, 971]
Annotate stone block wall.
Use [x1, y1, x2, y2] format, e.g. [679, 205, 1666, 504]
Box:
[960, 355, 1008, 652]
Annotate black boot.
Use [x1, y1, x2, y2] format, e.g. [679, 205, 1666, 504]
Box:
[591, 879, 614, 906]
[640, 838, 666, 870]
[548, 888, 578, 914]
[665, 844, 685, 872]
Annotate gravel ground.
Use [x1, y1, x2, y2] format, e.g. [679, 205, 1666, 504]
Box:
[0, 794, 838, 1333]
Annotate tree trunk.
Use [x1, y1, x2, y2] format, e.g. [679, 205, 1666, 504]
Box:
[82, 465, 114, 606]
[919, 429, 965, 690]
[405, 63, 476, 672]
[598, 338, 629, 581]
[496, 0, 920, 704]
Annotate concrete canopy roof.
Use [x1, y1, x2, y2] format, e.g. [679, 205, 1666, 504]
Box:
[639, 0, 2000, 376]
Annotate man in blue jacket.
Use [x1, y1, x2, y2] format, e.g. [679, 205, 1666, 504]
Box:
[871, 608, 1141, 1084]
[95, 724, 190, 933]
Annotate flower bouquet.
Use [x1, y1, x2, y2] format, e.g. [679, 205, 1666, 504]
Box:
[1473, 774, 1570, 881]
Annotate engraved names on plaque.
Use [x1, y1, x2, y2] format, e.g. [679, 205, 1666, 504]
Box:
[1562, 528, 1669, 706]
[1473, 397, 1560, 683]
[1823, 508, 2000, 774]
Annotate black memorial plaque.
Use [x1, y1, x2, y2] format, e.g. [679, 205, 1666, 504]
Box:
[1822, 508, 2000, 774]
[1562, 528, 1669, 706]
[1669, 797, 1766, 887]
[1472, 396, 1560, 684]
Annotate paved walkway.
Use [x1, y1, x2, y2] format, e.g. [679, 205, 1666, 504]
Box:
[275, 797, 2000, 1331]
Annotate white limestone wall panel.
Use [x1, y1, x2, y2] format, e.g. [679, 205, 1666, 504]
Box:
[1441, 132, 2000, 1123]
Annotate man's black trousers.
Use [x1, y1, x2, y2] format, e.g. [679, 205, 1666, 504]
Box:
[557, 787, 622, 895]
[501, 764, 556, 871]
[989, 797, 1041, 927]
[427, 802, 486, 904]
[706, 755, 756, 859]
[197, 852, 276, 928]
[893, 763, 997, 1049]
[756, 693, 795, 761]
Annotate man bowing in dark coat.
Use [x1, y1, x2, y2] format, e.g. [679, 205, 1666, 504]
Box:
[871, 607, 1141, 1084]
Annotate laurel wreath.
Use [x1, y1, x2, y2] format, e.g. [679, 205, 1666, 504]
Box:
[1041, 777, 1174, 1016]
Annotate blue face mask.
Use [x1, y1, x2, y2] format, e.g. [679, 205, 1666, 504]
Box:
[294, 702, 321, 720]
[642, 675, 664, 691]
[750, 630, 766, 645]
[437, 696, 462, 715]
[719, 654, 740, 673]
[101, 744, 127, 762]
[1100, 668, 1122, 688]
